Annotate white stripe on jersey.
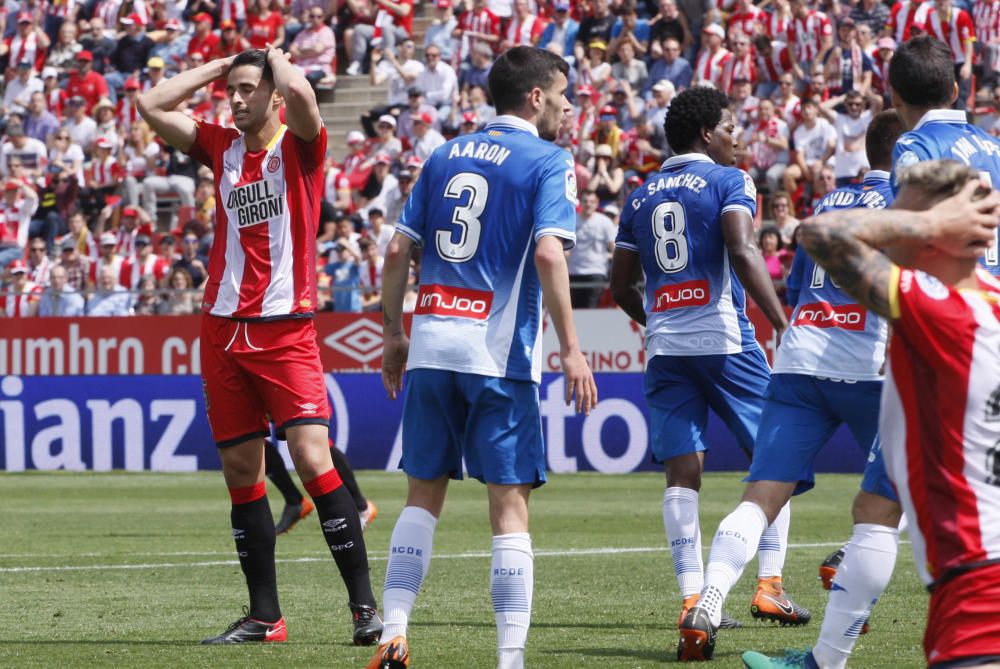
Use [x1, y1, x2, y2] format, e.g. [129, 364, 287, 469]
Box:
[216, 139, 246, 315]
[717, 252, 747, 355]
[492, 239, 534, 375]
[263, 205, 295, 315]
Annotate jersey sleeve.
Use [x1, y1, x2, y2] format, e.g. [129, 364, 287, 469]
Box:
[396, 153, 431, 245]
[615, 189, 641, 253]
[888, 265, 973, 352]
[186, 121, 240, 169]
[533, 150, 578, 250]
[721, 168, 757, 220]
[287, 125, 327, 173]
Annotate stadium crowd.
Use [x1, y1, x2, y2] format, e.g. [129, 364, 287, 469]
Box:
[0, 0, 998, 316]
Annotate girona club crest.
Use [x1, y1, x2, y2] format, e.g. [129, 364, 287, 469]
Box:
[266, 155, 281, 173]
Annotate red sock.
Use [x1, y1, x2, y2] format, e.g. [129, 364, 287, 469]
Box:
[304, 468, 343, 498]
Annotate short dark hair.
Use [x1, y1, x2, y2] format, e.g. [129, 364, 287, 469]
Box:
[758, 225, 784, 251]
[231, 49, 274, 86]
[888, 36, 954, 108]
[488, 46, 569, 115]
[865, 109, 905, 171]
[665, 86, 730, 154]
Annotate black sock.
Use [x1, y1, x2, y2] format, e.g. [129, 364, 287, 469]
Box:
[230, 490, 281, 622]
[263, 440, 303, 506]
[305, 470, 376, 608]
[329, 446, 368, 513]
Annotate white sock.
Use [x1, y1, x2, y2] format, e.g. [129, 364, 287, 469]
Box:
[757, 501, 790, 579]
[380, 506, 437, 644]
[700, 501, 768, 626]
[812, 523, 899, 669]
[491, 533, 533, 669]
[662, 487, 703, 597]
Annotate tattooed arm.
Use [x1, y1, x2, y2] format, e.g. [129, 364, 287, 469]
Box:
[798, 180, 1000, 319]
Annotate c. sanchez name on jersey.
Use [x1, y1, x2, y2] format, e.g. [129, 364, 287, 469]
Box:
[891, 109, 1000, 275]
[778, 170, 893, 381]
[395, 115, 577, 384]
[616, 153, 759, 356]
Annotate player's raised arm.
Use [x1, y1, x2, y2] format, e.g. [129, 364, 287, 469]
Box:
[136, 56, 235, 153]
[536, 234, 598, 415]
[721, 209, 788, 334]
[264, 45, 323, 142]
[799, 162, 1000, 319]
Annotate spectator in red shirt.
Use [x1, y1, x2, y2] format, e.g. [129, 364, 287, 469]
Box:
[119, 233, 170, 289]
[187, 12, 222, 59]
[453, 0, 501, 64]
[245, 0, 286, 50]
[65, 50, 109, 114]
[1, 13, 50, 77]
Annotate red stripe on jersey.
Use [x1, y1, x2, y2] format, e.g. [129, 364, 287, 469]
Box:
[890, 272, 990, 579]
[281, 128, 325, 314]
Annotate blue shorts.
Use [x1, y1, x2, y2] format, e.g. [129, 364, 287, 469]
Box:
[644, 349, 770, 463]
[400, 369, 545, 487]
[746, 374, 897, 501]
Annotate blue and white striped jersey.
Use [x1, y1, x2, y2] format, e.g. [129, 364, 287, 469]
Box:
[891, 109, 1000, 276]
[396, 115, 578, 383]
[616, 153, 759, 356]
[778, 170, 893, 381]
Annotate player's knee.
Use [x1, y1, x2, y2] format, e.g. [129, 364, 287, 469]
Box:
[665, 457, 702, 490]
[852, 491, 902, 527]
[741, 481, 793, 523]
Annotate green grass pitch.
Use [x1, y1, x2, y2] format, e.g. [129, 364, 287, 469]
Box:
[0, 471, 927, 668]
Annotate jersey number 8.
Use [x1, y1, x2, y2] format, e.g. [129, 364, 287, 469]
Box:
[438, 172, 489, 263]
[651, 201, 689, 273]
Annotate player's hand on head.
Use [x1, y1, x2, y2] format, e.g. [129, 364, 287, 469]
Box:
[925, 179, 1000, 258]
[561, 350, 598, 415]
[381, 332, 410, 400]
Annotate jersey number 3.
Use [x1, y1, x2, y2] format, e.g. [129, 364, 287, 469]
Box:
[438, 172, 489, 263]
[651, 202, 689, 273]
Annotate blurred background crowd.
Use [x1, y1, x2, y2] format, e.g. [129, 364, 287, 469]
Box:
[1, 0, 998, 316]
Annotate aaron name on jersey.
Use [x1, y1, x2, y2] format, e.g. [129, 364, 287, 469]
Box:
[446, 140, 512, 166]
[226, 179, 285, 228]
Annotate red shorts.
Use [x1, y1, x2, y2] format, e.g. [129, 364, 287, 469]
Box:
[926, 562, 1000, 667]
[200, 314, 330, 447]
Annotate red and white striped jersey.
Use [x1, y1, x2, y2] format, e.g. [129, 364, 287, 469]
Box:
[359, 256, 383, 297]
[694, 48, 731, 88]
[0, 197, 36, 248]
[188, 122, 326, 319]
[5, 31, 44, 71]
[887, 1, 932, 44]
[48, 0, 81, 19]
[116, 99, 141, 133]
[325, 166, 350, 204]
[220, 0, 247, 22]
[119, 253, 169, 289]
[2, 281, 42, 317]
[93, 0, 123, 30]
[765, 11, 792, 43]
[114, 226, 138, 259]
[505, 13, 545, 46]
[757, 40, 794, 82]
[459, 8, 500, 60]
[89, 254, 124, 287]
[924, 6, 976, 63]
[882, 266, 1000, 586]
[727, 5, 765, 37]
[776, 93, 801, 126]
[974, 0, 1000, 48]
[788, 10, 832, 64]
[720, 51, 756, 94]
[90, 156, 121, 188]
[29, 255, 52, 286]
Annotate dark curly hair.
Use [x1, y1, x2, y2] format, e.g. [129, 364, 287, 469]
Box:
[665, 86, 730, 155]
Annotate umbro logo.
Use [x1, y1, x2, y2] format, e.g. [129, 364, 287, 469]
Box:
[323, 518, 347, 533]
[298, 402, 319, 414]
[232, 528, 245, 538]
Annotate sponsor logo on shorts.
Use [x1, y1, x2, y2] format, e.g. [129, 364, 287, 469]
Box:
[415, 284, 493, 320]
[652, 280, 710, 312]
[298, 402, 319, 414]
[793, 302, 866, 331]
